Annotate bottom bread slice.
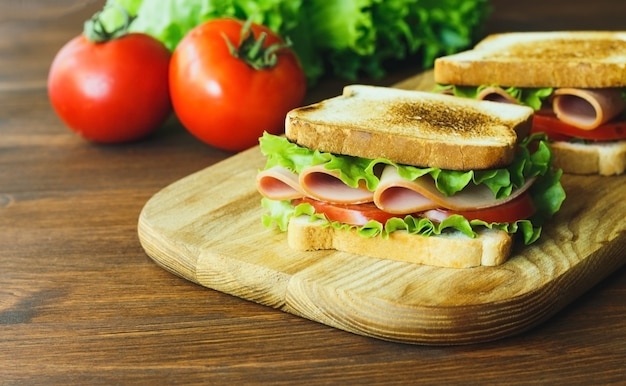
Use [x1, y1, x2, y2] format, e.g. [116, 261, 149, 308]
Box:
[551, 140, 626, 176]
[287, 216, 513, 268]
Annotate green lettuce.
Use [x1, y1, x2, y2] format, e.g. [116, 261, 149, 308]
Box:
[259, 132, 565, 245]
[436, 84, 554, 110]
[260, 132, 553, 198]
[102, 0, 491, 85]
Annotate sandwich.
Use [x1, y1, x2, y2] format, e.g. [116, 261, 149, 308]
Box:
[255, 85, 565, 268]
[433, 31, 626, 176]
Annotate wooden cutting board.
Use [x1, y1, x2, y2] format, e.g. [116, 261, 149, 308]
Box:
[138, 72, 626, 345]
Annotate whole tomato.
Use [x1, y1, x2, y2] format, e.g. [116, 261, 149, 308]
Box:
[170, 18, 307, 152]
[48, 10, 172, 143]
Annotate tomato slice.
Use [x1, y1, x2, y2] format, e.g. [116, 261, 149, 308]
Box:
[294, 198, 397, 226]
[436, 192, 536, 224]
[294, 192, 536, 226]
[532, 114, 626, 141]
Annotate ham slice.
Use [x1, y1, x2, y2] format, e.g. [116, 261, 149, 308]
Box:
[373, 165, 534, 213]
[256, 166, 305, 200]
[257, 164, 535, 214]
[298, 164, 374, 204]
[373, 166, 442, 213]
[552, 88, 626, 130]
[476, 86, 520, 105]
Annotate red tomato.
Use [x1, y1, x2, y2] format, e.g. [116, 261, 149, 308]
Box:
[436, 192, 536, 224]
[48, 33, 172, 143]
[532, 114, 626, 141]
[295, 198, 397, 226]
[296, 192, 536, 226]
[169, 18, 307, 152]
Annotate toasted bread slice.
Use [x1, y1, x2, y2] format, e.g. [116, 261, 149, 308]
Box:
[434, 31, 626, 88]
[285, 85, 533, 170]
[551, 140, 626, 176]
[287, 216, 513, 268]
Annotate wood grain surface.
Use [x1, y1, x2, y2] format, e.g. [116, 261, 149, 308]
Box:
[137, 82, 626, 343]
[2, 0, 626, 384]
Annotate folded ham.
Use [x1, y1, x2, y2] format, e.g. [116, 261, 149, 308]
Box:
[298, 164, 374, 204]
[373, 165, 534, 213]
[451, 85, 626, 131]
[552, 88, 626, 130]
[256, 166, 304, 200]
[257, 164, 534, 215]
[476, 86, 520, 105]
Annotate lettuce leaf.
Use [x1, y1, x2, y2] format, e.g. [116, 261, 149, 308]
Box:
[436, 84, 554, 110]
[101, 0, 491, 85]
[262, 196, 545, 245]
[260, 132, 551, 198]
[259, 132, 565, 245]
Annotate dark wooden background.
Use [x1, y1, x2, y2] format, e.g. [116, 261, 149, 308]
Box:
[1, 0, 625, 384]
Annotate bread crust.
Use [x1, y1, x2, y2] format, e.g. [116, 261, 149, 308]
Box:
[287, 216, 513, 268]
[434, 31, 626, 88]
[551, 140, 626, 175]
[285, 85, 533, 170]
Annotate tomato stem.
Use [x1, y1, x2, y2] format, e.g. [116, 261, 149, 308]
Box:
[84, 4, 135, 43]
[223, 18, 292, 70]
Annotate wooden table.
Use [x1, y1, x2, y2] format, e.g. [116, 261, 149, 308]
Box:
[2, 1, 625, 384]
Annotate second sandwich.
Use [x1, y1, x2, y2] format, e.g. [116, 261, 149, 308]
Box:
[434, 31, 626, 176]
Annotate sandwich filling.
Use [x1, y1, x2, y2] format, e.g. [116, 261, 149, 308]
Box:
[437, 84, 626, 143]
[257, 132, 565, 245]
